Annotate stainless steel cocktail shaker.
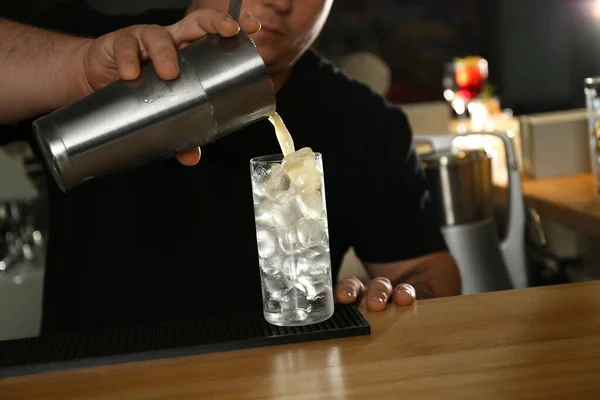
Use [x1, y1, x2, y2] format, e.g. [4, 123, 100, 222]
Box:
[32, 32, 275, 192]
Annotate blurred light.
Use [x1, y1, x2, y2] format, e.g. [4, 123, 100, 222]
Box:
[23, 244, 33, 260]
[593, 0, 600, 19]
[451, 98, 466, 115]
[457, 89, 473, 101]
[478, 59, 489, 72]
[468, 101, 488, 131]
[443, 89, 455, 101]
[456, 70, 470, 87]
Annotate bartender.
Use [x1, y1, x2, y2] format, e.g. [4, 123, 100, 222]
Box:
[0, 0, 461, 335]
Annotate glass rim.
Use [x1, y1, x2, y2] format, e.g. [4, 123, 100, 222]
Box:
[250, 152, 322, 164]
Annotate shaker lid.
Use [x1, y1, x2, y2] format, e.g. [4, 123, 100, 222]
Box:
[421, 148, 489, 168]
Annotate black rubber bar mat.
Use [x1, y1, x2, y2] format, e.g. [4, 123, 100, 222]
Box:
[0, 304, 369, 377]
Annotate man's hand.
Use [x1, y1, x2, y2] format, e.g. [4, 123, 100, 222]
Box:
[79, 8, 261, 166]
[335, 277, 416, 311]
[334, 252, 461, 311]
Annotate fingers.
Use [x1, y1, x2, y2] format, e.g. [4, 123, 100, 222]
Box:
[239, 12, 262, 34]
[366, 277, 393, 312]
[393, 283, 416, 306]
[175, 147, 202, 166]
[112, 35, 142, 80]
[167, 9, 260, 45]
[168, 9, 237, 43]
[335, 277, 365, 305]
[138, 25, 180, 80]
[335, 277, 417, 311]
[100, 6, 262, 86]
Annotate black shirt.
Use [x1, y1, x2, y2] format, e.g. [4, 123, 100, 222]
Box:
[3, 5, 448, 335]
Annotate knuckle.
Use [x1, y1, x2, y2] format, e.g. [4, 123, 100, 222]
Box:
[156, 47, 176, 58]
[141, 24, 169, 38]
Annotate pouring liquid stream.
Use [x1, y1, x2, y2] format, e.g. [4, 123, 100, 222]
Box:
[268, 113, 295, 157]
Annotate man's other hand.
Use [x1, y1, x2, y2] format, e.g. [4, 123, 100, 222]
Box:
[335, 277, 416, 311]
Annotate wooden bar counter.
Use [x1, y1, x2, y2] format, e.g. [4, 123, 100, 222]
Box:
[2, 282, 600, 399]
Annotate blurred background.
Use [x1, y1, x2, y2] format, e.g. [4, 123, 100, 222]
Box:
[316, 0, 600, 114]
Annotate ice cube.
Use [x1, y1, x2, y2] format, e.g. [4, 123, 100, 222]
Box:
[251, 165, 270, 196]
[261, 273, 285, 313]
[282, 147, 315, 170]
[256, 226, 279, 258]
[265, 295, 282, 313]
[252, 164, 290, 201]
[297, 276, 318, 300]
[300, 191, 324, 219]
[276, 194, 306, 227]
[258, 193, 307, 230]
[278, 227, 303, 255]
[260, 258, 288, 292]
[260, 254, 299, 283]
[280, 283, 309, 314]
[255, 200, 279, 228]
[263, 165, 290, 200]
[296, 254, 330, 281]
[296, 218, 328, 248]
[282, 147, 323, 193]
[260, 253, 283, 271]
[296, 255, 331, 302]
[278, 217, 328, 254]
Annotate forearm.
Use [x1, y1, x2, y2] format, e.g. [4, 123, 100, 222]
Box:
[396, 255, 461, 299]
[0, 18, 93, 124]
[367, 251, 462, 300]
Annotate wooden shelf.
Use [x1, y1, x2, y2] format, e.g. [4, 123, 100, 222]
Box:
[497, 174, 600, 238]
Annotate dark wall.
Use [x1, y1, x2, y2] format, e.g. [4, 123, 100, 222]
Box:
[568, 0, 600, 107]
[315, 0, 489, 104]
[492, 0, 600, 114]
[495, 0, 572, 113]
[316, 0, 600, 115]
